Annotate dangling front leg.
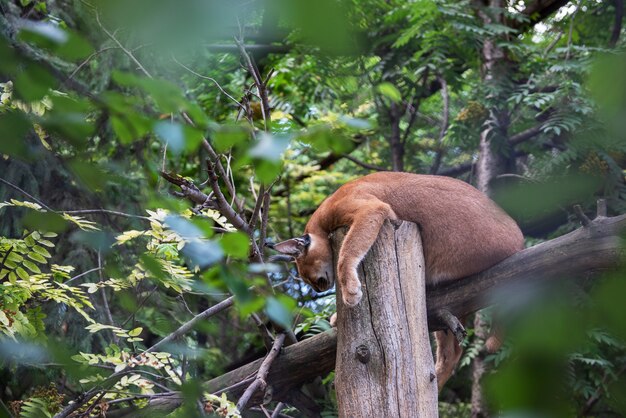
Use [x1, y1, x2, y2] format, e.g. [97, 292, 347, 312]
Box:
[337, 200, 396, 307]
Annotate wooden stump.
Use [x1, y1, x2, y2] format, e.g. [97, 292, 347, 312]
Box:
[332, 220, 438, 418]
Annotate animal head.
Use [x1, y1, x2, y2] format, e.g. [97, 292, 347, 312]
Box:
[269, 233, 334, 292]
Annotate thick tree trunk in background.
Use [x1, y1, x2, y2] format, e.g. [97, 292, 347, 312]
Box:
[389, 102, 405, 172]
[332, 221, 438, 417]
[473, 1, 513, 416]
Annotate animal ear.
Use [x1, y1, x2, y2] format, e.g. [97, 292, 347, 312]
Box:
[271, 234, 311, 257]
[268, 254, 296, 263]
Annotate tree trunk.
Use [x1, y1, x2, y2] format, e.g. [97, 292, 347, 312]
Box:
[332, 221, 438, 417]
[389, 102, 405, 172]
[473, 1, 513, 415]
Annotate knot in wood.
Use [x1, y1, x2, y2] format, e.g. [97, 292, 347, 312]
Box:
[355, 344, 370, 364]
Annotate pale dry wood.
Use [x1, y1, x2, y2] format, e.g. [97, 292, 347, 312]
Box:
[333, 221, 438, 417]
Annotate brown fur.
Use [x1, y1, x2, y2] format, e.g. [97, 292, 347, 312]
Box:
[273, 172, 524, 389]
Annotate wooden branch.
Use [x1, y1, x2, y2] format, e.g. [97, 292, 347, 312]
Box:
[102, 213, 626, 416]
[146, 297, 234, 353]
[237, 333, 287, 411]
[235, 37, 271, 129]
[341, 154, 388, 172]
[508, 123, 545, 146]
[573, 204, 592, 227]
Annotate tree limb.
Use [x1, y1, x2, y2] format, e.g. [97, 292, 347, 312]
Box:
[236, 333, 287, 411]
[341, 154, 388, 172]
[111, 212, 625, 416]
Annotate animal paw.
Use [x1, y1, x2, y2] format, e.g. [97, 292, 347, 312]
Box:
[342, 279, 363, 307]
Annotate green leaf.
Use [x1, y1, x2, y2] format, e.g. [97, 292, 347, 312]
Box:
[16, 267, 29, 280]
[32, 245, 51, 258]
[213, 125, 249, 152]
[265, 296, 295, 330]
[248, 132, 290, 162]
[0, 112, 33, 160]
[18, 23, 93, 61]
[128, 327, 143, 337]
[13, 63, 56, 101]
[22, 212, 68, 233]
[22, 260, 41, 274]
[112, 71, 184, 112]
[153, 121, 203, 154]
[377, 82, 402, 103]
[27, 252, 47, 264]
[68, 160, 108, 191]
[220, 232, 249, 258]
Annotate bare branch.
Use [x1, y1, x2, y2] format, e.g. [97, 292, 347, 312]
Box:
[205, 160, 252, 235]
[249, 184, 266, 231]
[341, 154, 388, 172]
[573, 204, 591, 227]
[63, 209, 150, 220]
[237, 333, 287, 411]
[0, 177, 54, 211]
[171, 54, 246, 111]
[69, 46, 117, 79]
[509, 123, 545, 146]
[235, 37, 271, 130]
[146, 296, 235, 353]
[95, 12, 152, 78]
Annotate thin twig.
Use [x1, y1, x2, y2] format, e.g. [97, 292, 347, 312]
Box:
[95, 12, 152, 78]
[69, 46, 117, 79]
[236, 333, 286, 411]
[65, 267, 103, 284]
[341, 154, 387, 172]
[171, 54, 246, 111]
[0, 177, 53, 211]
[234, 37, 271, 130]
[249, 184, 265, 230]
[98, 251, 119, 344]
[146, 296, 235, 353]
[63, 209, 150, 220]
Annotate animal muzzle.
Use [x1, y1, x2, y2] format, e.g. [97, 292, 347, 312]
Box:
[313, 276, 331, 292]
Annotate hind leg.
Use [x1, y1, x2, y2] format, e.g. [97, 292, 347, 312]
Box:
[435, 330, 463, 392]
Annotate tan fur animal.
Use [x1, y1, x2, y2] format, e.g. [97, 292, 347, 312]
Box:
[272, 172, 524, 389]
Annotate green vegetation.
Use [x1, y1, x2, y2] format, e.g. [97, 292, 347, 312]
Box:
[0, 0, 625, 417]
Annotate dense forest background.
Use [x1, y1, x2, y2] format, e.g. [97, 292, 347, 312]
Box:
[1, 0, 626, 417]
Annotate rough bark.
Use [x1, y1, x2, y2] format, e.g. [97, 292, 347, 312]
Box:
[113, 214, 625, 417]
[473, 1, 513, 414]
[388, 103, 405, 172]
[333, 221, 438, 417]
